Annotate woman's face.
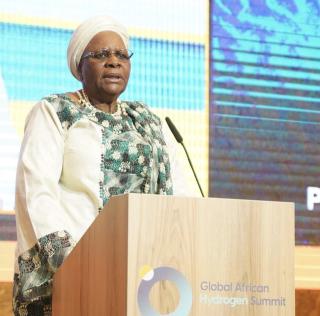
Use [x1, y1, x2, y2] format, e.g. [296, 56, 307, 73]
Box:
[79, 31, 131, 103]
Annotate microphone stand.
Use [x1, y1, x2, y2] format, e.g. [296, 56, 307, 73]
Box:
[165, 117, 205, 197]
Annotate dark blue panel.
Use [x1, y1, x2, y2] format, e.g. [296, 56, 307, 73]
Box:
[210, 0, 320, 245]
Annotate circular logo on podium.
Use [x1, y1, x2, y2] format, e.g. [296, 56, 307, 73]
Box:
[137, 266, 192, 316]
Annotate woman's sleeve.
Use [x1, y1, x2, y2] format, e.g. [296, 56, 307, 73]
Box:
[13, 99, 75, 314]
[15, 99, 69, 241]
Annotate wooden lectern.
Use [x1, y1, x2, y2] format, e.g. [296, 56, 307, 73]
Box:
[52, 194, 294, 316]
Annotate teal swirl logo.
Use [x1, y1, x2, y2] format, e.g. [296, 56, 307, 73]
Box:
[137, 265, 192, 316]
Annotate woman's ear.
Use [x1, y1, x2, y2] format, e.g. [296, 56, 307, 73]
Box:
[78, 71, 83, 81]
[77, 62, 83, 81]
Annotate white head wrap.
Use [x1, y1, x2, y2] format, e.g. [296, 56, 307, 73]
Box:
[67, 15, 129, 81]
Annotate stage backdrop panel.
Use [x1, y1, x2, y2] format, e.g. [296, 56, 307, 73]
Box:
[210, 0, 320, 245]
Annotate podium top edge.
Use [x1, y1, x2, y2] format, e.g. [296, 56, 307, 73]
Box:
[109, 193, 295, 207]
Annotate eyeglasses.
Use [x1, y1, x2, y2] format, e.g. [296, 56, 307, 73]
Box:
[81, 48, 133, 62]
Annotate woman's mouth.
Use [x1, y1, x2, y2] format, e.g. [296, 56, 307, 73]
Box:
[103, 74, 123, 82]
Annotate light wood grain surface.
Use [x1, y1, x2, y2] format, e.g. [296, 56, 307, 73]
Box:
[52, 195, 128, 316]
[52, 194, 295, 315]
[127, 195, 294, 316]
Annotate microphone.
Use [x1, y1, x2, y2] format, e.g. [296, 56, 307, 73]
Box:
[165, 116, 183, 143]
[165, 117, 205, 197]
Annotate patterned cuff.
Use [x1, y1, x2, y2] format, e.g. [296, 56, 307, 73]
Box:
[13, 230, 75, 316]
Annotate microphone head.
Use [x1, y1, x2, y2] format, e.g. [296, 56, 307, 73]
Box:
[165, 117, 183, 143]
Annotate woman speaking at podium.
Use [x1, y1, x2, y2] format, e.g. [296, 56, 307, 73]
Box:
[13, 16, 185, 315]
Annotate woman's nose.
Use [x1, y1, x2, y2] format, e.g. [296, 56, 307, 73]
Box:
[104, 53, 121, 67]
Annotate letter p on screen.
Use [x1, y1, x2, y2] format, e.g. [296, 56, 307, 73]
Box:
[307, 186, 320, 211]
